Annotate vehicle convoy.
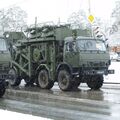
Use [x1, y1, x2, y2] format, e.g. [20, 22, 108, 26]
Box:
[4, 24, 114, 91]
[0, 37, 11, 97]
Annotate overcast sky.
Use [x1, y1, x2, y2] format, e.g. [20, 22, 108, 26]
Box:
[0, 0, 117, 25]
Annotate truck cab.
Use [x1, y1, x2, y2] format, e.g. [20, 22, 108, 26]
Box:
[57, 36, 114, 90]
[64, 36, 110, 73]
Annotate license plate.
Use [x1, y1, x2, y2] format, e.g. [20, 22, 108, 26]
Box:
[108, 70, 114, 74]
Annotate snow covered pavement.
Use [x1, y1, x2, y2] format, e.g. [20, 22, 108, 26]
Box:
[104, 61, 120, 83]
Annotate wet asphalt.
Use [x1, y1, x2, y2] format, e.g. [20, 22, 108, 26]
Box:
[0, 83, 120, 120]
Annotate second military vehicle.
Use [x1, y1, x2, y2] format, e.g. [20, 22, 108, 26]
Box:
[0, 36, 11, 97]
[4, 24, 114, 91]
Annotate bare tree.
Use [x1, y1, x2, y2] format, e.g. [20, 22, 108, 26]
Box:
[106, 1, 120, 35]
[67, 9, 90, 29]
[0, 6, 27, 33]
[111, 1, 120, 24]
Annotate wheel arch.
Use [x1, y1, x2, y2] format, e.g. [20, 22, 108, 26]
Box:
[9, 66, 19, 75]
[36, 64, 49, 75]
[56, 63, 72, 81]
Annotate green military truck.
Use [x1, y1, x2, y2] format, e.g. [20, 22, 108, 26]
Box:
[4, 24, 114, 91]
[0, 36, 11, 97]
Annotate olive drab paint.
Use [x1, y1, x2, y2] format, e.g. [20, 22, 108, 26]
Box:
[0, 36, 11, 97]
[3, 24, 114, 90]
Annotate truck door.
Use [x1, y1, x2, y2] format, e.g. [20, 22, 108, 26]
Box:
[64, 41, 79, 67]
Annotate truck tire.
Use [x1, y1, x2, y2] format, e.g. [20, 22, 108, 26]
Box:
[37, 69, 54, 89]
[86, 75, 103, 90]
[58, 70, 72, 91]
[0, 83, 5, 98]
[8, 68, 21, 86]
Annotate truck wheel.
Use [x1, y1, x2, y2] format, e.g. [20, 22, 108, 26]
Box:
[38, 69, 54, 89]
[0, 85, 5, 98]
[58, 70, 72, 91]
[86, 75, 103, 90]
[8, 68, 21, 86]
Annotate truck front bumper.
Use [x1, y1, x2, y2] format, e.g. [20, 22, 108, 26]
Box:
[72, 69, 114, 77]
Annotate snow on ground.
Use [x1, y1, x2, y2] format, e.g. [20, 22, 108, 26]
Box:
[104, 61, 120, 83]
[0, 109, 52, 120]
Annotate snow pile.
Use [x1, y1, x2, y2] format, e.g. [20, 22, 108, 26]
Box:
[0, 109, 52, 120]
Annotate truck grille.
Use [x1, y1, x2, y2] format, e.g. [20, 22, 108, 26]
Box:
[89, 62, 106, 67]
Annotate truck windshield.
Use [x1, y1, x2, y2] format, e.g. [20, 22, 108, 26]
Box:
[77, 39, 106, 51]
[0, 38, 7, 51]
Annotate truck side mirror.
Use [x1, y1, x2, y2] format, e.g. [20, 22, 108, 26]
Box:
[105, 38, 108, 41]
[106, 44, 109, 50]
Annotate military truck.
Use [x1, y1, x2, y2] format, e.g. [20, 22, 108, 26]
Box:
[4, 24, 114, 91]
[0, 36, 11, 97]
